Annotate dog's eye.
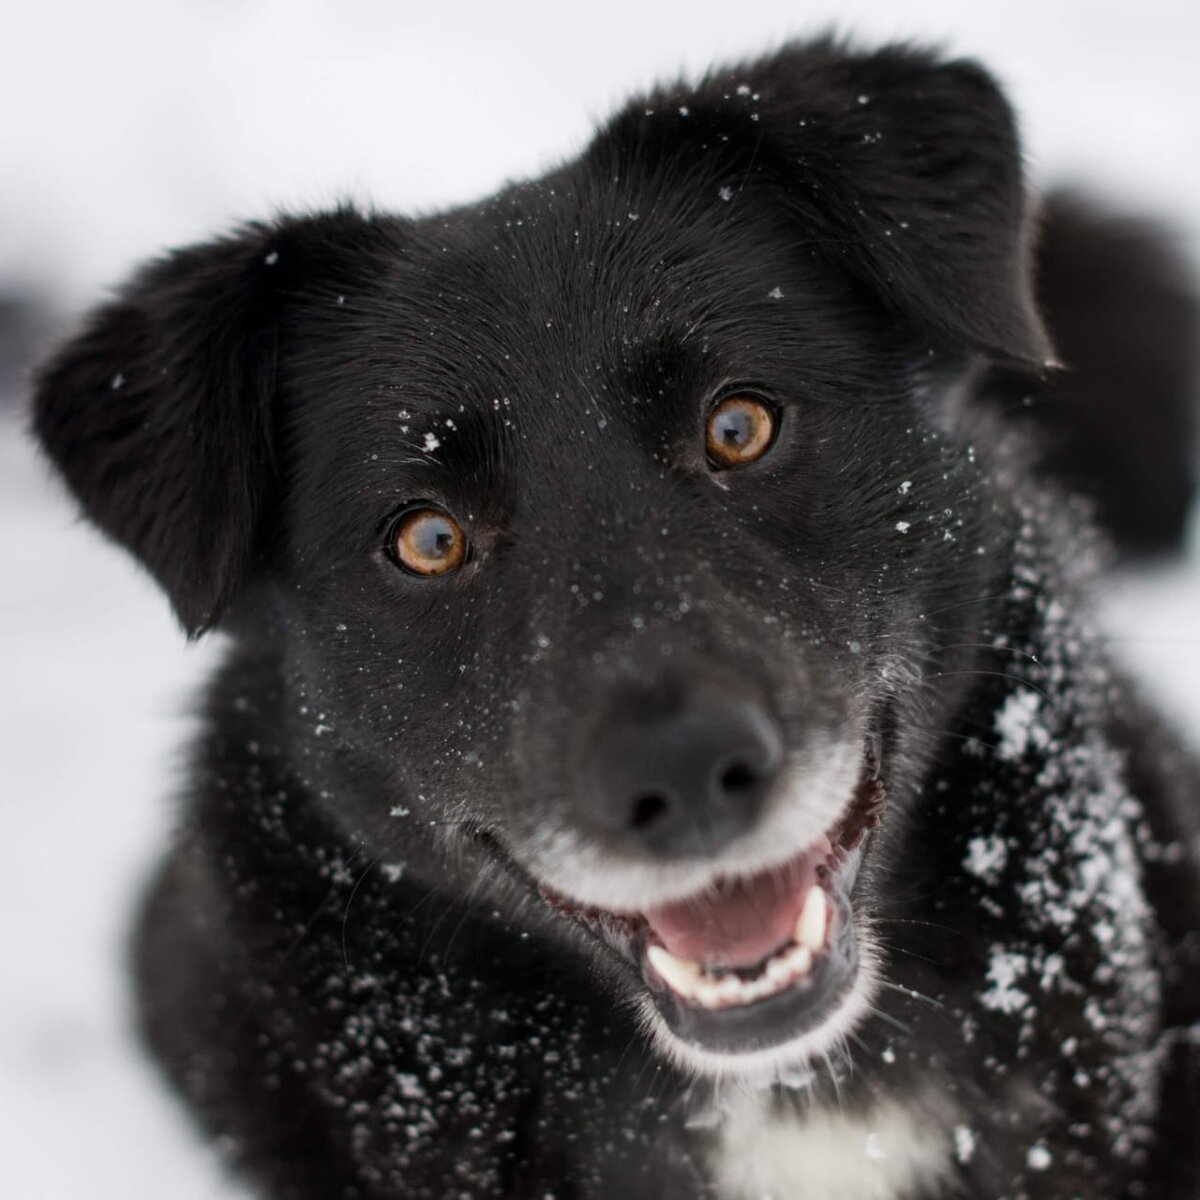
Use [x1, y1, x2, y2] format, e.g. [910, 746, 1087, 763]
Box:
[387, 507, 468, 577]
[705, 395, 778, 468]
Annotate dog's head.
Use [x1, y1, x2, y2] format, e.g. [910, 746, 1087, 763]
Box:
[34, 42, 1048, 1077]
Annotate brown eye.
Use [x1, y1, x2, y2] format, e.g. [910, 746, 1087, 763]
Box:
[705, 395, 777, 468]
[388, 507, 467, 576]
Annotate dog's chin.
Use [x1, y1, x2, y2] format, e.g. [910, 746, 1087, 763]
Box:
[638, 935, 882, 1083]
[524, 749, 888, 1079]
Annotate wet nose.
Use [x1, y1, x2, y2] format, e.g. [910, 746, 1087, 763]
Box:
[580, 686, 784, 859]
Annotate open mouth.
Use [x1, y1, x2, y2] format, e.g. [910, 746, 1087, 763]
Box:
[539, 746, 887, 1057]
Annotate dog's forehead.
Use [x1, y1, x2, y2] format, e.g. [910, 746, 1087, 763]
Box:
[293, 173, 858, 444]
[392, 192, 774, 406]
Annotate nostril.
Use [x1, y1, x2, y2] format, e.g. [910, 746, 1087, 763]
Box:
[719, 759, 761, 797]
[629, 792, 671, 830]
[581, 688, 783, 857]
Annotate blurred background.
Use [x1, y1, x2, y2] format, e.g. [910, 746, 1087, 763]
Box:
[2, 2, 1198, 1195]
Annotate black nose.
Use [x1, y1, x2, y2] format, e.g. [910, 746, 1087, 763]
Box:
[580, 686, 784, 859]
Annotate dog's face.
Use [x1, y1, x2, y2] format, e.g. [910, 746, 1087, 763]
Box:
[34, 44, 1048, 1077]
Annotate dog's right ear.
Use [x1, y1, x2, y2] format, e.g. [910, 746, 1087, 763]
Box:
[597, 40, 1053, 369]
[32, 210, 381, 636]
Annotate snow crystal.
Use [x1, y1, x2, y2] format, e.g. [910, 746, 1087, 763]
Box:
[953, 1125, 976, 1165]
[1026, 1145, 1052, 1171]
[895, 521, 910, 534]
[981, 946, 1030, 1015]
[964, 836, 1008, 885]
[993, 689, 1048, 761]
[263, 250, 278, 265]
[766, 286, 783, 300]
[897, 480, 912, 494]
[717, 185, 734, 202]
[422, 432, 440, 453]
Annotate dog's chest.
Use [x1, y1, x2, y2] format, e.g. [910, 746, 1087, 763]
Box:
[710, 1090, 952, 1200]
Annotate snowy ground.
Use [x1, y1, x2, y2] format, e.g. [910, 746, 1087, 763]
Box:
[2, 2, 1198, 1196]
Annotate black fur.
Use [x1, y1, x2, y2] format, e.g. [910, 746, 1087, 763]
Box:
[31, 40, 1200, 1199]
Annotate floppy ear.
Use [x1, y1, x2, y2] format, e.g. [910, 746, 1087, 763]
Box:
[604, 40, 1053, 367]
[32, 210, 379, 636]
[32, 226, 284, 636]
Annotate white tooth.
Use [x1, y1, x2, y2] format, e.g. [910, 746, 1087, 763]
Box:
[787, 944, 813, 976]
[795, 886, 828, 953]
[748, 974, 777, 1003]
[744, 974, 772, 1003]
[647, 945, 701, 997]
[715, 975, 745, 1003]
[766, 956, 792, 983]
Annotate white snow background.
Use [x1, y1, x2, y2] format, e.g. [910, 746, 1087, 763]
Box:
[2, 1, 1198, 1195]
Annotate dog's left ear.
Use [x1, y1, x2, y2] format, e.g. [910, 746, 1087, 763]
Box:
[603, 41, 1053, 368]
[32, 209, 387, 635]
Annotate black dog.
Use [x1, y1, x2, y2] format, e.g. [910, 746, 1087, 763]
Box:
[32, 40, 1200, 1200]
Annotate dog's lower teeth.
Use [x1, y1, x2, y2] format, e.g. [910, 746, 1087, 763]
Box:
[648, 923, 823, 1010]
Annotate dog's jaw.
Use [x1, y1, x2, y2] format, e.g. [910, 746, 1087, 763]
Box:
[498, 732, 891, 1079]
[637, 926, 883, 1082]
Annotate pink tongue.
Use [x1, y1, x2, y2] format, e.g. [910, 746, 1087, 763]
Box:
[644, 838, 832, 968]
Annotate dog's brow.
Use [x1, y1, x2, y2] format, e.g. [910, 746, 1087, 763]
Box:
[376, 401, 507, 476]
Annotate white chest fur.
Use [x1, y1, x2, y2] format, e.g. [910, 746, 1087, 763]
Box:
[713, 1091, 953, 1200]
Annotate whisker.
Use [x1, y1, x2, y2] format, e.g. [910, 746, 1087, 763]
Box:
[862, 1003, 914, 1036]
[873, 916, 959, 935]
[917, 592, 1026, 620]
[821, 1048, 845, 1113]
[846, 1029, 873, 1059]
[875, 978, 945, 1012]
[930, 669, 1050, 700]
[932, 641, 1043, 665]
[341, 853, 383, 968]
[437, 869, 495, 963]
